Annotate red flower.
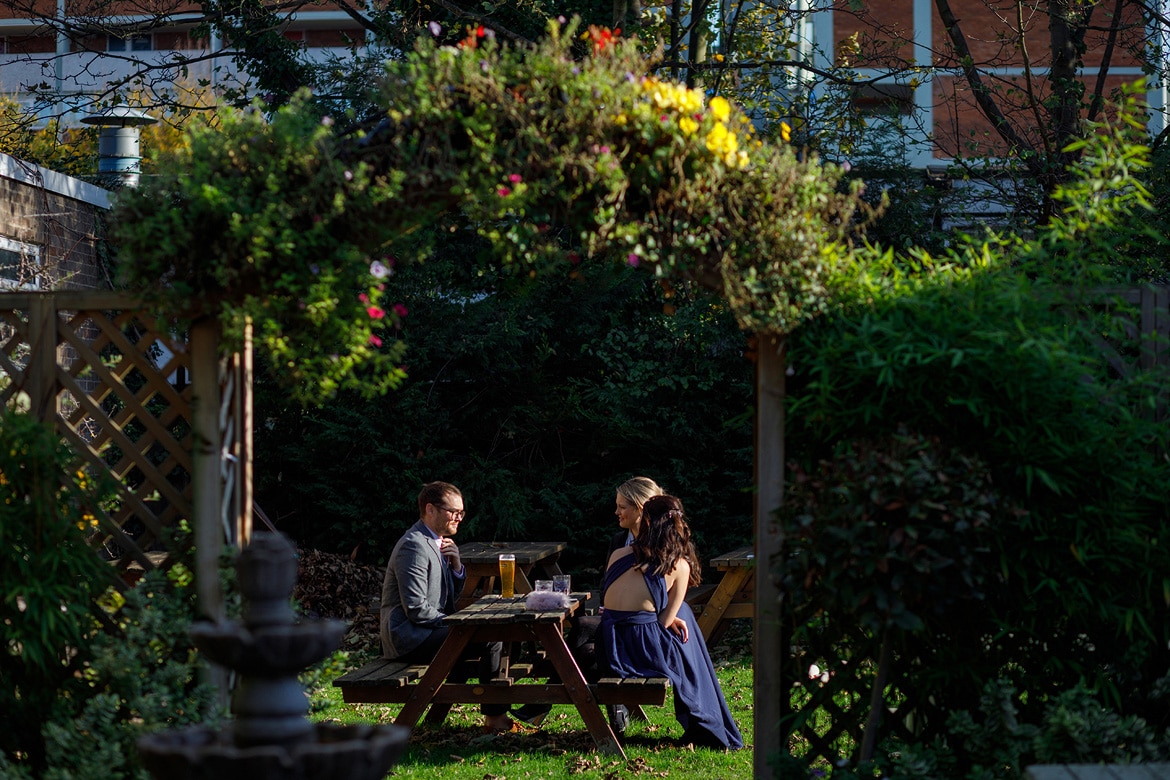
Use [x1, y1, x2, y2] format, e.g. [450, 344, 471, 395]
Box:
[587, 25, 619, 53]
[369, 334, 383, 347]
[367, 305, 385, 319]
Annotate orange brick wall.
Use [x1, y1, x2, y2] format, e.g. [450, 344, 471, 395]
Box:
[829, 0, 1153, 159]
[931, 0, 1145, 69]
[932, 72, 1147, 158]
[833, 0, 916, 67]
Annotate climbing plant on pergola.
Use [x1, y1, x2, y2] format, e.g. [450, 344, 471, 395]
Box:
[110, 19, 874, 773]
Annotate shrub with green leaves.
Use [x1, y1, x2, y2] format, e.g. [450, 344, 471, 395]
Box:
[109, 97, 410, 403]
[777, 118, 1170, 768]
[881, 678, 1170, 780]
[0, 407, 215, 777]
[35, 568, 216, 780]
[253, 242, 756, 566]
[782, 428, 1010, 635]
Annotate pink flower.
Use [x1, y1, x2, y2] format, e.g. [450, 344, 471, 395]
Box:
[627, 253, 640, 267]
[369, 334, 383, 347]
[358, 292, 369, 303]
[367, 306, 385, 319]
[508, 174, 522, 183]
[599, 145, 610, 154]
[498, 187, 511, 196]
[393, 303, 409, 318]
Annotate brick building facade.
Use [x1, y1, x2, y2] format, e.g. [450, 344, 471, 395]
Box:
[0, 152, 110, 290]
[810, 0, 1160, 167]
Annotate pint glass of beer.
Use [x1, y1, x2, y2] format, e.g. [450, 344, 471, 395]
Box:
[498, 553, 516, 598]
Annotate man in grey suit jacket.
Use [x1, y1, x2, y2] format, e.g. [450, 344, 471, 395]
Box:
[379, 481, 517, 733]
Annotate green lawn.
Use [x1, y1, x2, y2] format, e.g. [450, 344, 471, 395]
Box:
[308, 628, 755, 779]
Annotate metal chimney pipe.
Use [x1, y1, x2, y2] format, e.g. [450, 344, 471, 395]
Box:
[81, 105, 158, 188]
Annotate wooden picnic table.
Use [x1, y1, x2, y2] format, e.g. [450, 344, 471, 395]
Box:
[379, 594, 663, 759]
[692, 545, 756, 644]
[456, 541, 567, 608]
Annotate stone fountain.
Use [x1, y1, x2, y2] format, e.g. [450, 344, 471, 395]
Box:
[138, 532, 409, 780]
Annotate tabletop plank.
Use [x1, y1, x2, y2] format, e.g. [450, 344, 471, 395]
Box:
[445, 594, 580, 625]
[459, 541, 567, 564]
[709, 545, 756, 569]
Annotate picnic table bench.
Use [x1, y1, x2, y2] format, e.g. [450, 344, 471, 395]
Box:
[333, 594, 669, 758]
[334, 657, 669, 710]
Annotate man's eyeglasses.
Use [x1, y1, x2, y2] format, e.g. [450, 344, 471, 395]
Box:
[435, 504, 465, 520]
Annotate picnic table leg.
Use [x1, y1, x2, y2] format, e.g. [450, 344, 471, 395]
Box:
[514, 566, 534, 594]
[534, 623, 626, 759]
[395, 628, 473, 729]
[537, 552, 564, 579]
[697, 568, 752, 640]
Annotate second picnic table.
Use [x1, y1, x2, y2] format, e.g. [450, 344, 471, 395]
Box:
[690, 545, 756, 644]
[456, 541, 567, 608]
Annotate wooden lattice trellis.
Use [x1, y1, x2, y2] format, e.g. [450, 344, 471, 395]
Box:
[0, 291, 250, 605]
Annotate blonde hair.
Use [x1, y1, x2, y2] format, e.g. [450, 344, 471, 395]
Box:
[617, 476, 664, 511]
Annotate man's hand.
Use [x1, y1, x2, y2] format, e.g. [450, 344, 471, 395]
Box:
[439, 537, 462, 571]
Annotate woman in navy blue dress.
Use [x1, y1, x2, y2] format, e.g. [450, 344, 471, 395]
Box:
[597, 495, 744, 750]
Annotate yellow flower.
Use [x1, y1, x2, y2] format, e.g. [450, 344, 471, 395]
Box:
[709, 96, 731, 123]
[615, 113, 628, 126]
[679, 116, 699, 136]
[780, 121, 792, 143]
[643, 77, 702, 114]
[714, 53, 725, 62]
[678, 87, 702, 114]
[705, 122, 739, 165]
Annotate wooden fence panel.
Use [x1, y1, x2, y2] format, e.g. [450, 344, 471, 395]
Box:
[0, 292, 249, 591]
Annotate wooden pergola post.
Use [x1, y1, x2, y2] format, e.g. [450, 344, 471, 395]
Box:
[189, 315, 224, 622]
[754, 334, 786, 776]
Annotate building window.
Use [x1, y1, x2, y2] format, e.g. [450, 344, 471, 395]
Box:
[0, 236, 42, 290]
[851, 84, 915, 117]
[108, 33, 153, 52]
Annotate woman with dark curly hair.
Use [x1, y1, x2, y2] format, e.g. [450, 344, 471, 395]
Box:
[597, 495, 744, 749]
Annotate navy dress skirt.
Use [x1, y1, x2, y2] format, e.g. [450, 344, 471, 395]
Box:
[597, 553, 744, 749]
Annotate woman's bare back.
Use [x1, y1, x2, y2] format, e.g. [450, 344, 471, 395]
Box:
[603, 549, 657, 612]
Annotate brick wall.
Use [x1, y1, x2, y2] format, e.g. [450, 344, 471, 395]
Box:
[0, 154, 111, 291]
